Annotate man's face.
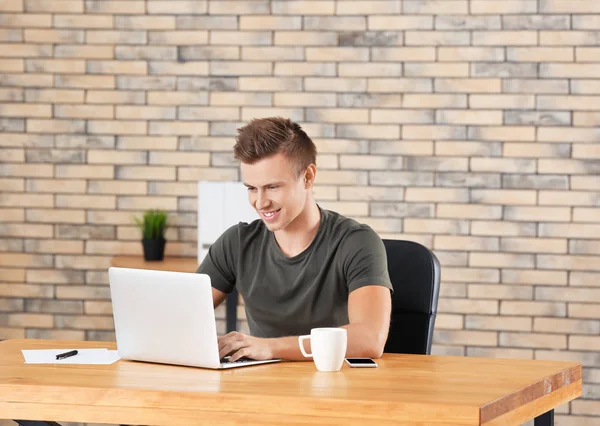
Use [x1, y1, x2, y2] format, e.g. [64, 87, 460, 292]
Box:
[241, 152, 307, 232]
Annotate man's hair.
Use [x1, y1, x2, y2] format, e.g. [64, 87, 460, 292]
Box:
[233, 117, 317, 176]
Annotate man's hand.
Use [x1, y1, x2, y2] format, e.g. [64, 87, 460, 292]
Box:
[218, 331, 274, 361]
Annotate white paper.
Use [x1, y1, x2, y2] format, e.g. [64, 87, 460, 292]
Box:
[21, 348, 121, 365]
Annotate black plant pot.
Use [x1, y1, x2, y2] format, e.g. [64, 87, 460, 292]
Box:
[142, 238, 166, 261]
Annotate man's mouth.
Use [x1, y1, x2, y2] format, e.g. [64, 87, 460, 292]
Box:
[262, 209, 281, 220]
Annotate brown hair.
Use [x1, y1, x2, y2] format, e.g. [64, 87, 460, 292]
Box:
[234, 117, 317, 175]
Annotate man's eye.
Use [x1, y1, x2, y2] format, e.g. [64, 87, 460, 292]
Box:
[247, 188, 256, 192]
[268, 186, 278, 190]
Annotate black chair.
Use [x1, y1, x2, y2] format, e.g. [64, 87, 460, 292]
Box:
[382, 239, 441, 355]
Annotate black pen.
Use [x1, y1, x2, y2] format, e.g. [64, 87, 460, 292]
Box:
[56, 350, 78, 360]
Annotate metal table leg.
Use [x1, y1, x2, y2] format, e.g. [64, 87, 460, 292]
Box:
[534, 409, 554, 426]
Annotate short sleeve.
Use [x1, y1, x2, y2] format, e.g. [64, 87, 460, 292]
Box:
[340, 226, 393, 294]
[196, 224, 239, 294]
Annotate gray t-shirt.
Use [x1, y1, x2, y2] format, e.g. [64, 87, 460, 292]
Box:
[196, 206, 393, 338]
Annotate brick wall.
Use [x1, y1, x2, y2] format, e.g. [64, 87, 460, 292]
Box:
[0, 0, 599, 424]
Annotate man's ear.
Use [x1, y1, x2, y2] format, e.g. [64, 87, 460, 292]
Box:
[304, 164, 316, 188]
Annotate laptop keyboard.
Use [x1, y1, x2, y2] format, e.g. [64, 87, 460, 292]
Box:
[220, 356, 254, 364]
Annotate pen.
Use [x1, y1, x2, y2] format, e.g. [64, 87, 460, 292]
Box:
[56, 350, 78, 360]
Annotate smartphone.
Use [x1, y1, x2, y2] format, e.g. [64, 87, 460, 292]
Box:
[345, 357, 378, 368]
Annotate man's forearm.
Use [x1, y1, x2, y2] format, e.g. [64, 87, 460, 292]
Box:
[269, 323, 386, 361]
[269, 336, 310, 361]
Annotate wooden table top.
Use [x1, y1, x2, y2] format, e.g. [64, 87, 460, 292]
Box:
[0, 339, 581, 426]
[110, 255, 198, 273]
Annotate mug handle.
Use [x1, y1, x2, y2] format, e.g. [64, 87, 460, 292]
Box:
[298, 335, 312, 357]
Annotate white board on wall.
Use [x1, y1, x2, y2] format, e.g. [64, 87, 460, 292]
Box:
[197, 181, 257, 264]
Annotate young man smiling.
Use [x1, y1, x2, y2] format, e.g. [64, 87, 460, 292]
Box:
[197, 117, 393, 362]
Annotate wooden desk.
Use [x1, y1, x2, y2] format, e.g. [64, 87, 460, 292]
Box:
[0, 339, 581, 426]
[110, 256, 239, 333]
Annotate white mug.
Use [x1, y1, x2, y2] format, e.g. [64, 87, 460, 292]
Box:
[298, 328, 347, 372]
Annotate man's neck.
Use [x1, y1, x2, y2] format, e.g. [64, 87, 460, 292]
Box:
[274, 201, 321, 258]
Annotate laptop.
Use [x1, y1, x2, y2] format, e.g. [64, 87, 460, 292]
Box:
[108, 267, 281, 369]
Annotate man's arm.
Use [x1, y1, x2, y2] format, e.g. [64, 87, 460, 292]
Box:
[343, 284, 392, 358]
[196, 225, 239, 309]
[219, 285, 392, 361]
[212, 287, 227, 309]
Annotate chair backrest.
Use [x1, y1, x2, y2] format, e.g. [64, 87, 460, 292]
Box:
[382, 239, 441, 355]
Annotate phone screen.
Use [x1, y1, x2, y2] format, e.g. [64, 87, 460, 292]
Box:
[346, 358, 377, 365]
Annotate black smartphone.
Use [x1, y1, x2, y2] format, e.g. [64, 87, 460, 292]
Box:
[344, 357, 378, 368]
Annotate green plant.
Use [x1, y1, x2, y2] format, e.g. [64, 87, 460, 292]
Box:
[134, 209, 168, 240]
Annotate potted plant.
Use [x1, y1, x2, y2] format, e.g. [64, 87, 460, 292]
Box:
[134, 209, 168, 261]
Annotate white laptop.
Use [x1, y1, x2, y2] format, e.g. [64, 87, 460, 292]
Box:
[108, 267, 281, 369]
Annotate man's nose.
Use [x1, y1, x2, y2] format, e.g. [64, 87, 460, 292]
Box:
[256, 191, 270, 210]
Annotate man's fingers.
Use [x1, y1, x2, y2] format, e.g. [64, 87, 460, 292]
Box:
[219, 338, 247, 359]
[218, 332, 242, 351]
[219, 341, 237, 359]
[217, 332, 256, 360]
[230, 347, 250, 362]
[218, 337, 230, 352]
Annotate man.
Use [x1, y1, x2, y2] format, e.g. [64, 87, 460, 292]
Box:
[197, 117, 393, 362]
